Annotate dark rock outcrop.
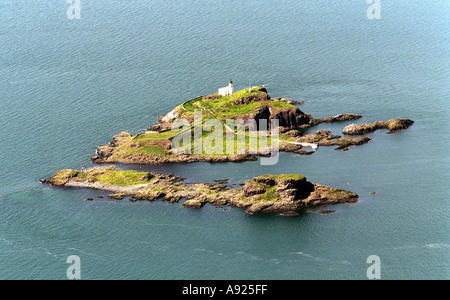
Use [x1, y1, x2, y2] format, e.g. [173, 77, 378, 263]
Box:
[294, 150, 315, 155]
[343, 119, 414, 135]
[253, 105, 272, 130]
[248, 175, 314, 201]
[270, 107, 311, 133]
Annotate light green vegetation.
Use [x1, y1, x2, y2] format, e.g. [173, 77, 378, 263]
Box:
[76, 169, 154, 186]
[241, 180, 282, 203]
[256, 174, 306, 181]
[134, 130, 181, 140]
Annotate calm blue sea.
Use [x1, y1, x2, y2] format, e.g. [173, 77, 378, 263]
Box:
[0, 0, 448, 279]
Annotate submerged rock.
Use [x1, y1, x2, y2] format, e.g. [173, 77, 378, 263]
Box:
[385, 119, 415, 134]
[317, 210, 336, 214]
[278, 211, 301, 217]
[182, 199, 206, 209]
[319, 136, 372, 150]
[294, 150, 315, 155]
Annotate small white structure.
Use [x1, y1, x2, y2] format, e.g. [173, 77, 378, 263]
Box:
[218, 81, 234, 96]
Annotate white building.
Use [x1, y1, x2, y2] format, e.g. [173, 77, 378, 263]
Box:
[218, 81, 234, 96]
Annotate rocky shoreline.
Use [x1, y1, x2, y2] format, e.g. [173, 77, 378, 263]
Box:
[45, 167, 359, 215]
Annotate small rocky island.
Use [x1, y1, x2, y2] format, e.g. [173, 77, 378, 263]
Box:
[90, 86, 413, 165]
[47, 166, 358, 215]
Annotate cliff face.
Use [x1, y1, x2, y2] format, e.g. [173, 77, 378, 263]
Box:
[269, 107, 311, 132]
[240, 104, 310, 132]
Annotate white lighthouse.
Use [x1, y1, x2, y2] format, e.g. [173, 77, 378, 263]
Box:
[218, 80, 234, 97]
